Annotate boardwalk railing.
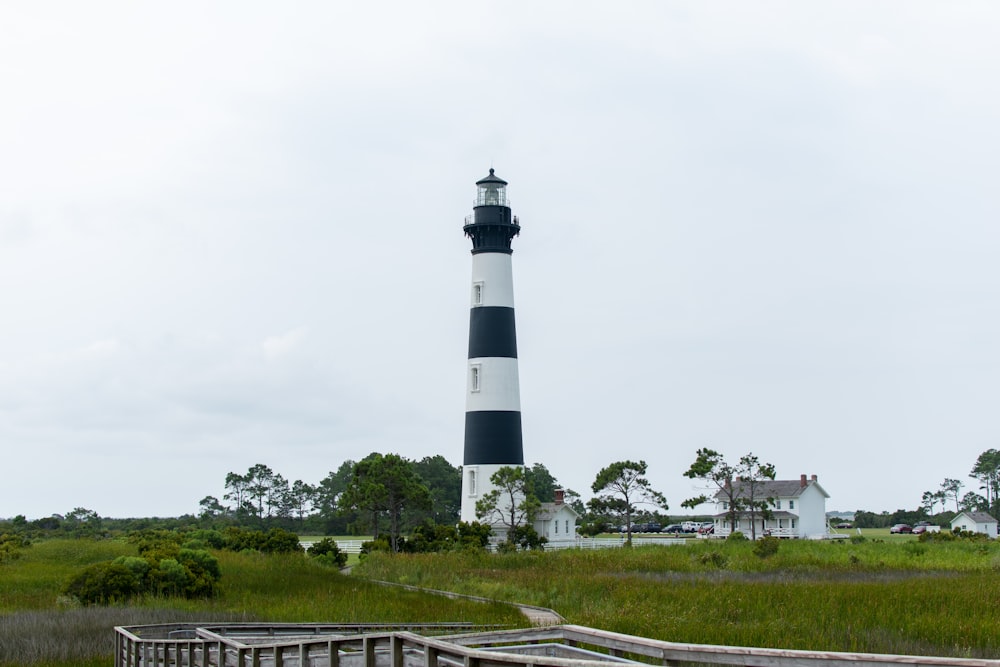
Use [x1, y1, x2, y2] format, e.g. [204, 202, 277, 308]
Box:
[114, 622, 1000, 667]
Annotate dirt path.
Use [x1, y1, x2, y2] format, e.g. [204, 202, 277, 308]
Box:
[353, 575, 565, 626]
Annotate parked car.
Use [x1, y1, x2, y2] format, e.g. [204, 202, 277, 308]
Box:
[662, 524, 685, 534]
[889, 523, 912, 534]
[698, 521, 715, 534]
[681, 521, 700, 533]
[912, 521, 938, 535]
[834, 522, 852, 529]
[638, 522, 662, 533]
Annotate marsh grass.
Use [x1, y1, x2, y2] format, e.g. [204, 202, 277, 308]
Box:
[0, 540, 521, 666]
[355, 539, 1000, 658]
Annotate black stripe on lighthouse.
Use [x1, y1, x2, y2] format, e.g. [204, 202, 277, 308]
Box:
[464, 411, 523, 464]
[468, 307, 518, 358]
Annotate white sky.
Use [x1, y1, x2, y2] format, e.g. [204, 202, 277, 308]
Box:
[1, 2, 998, 520]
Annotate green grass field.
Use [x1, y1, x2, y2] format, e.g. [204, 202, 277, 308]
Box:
[0, 539, 522, 667]
[5, 535, 1000, 666]
[355, 537, 1000, 659]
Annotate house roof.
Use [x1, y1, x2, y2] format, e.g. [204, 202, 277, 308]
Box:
[714, 479, 830, 500]
[535, 502, 580, 521]
[951, 511, 998, 525]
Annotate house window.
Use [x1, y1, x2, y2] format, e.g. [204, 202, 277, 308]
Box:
[565, 520, 569, 534]
[775, 500, 781, 509]
[791, 519, 797, 529]
[555, 521, 559, 534]
[789, 500, 795, 510]
[722, 502, 728, 510]
[472, 282, 484, 306]
[470, 365, 481, 392]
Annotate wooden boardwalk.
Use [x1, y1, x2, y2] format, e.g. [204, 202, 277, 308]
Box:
[114, 623, 1000, 667]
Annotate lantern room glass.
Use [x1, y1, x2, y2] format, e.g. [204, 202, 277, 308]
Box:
[476, 182, 507, 207]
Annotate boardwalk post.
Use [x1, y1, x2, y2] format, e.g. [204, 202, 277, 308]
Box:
[391, 635, 404, 667]
[425, 645, 439, 667]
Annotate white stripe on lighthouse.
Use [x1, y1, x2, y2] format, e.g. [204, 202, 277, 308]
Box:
[466, 357, 521, 412]
[470, 253, 515, 308]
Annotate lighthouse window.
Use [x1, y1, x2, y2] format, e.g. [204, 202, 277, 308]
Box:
[468, 469, 477, 496]
[470, 365, 481, 392]
[472, 282, 484, 306]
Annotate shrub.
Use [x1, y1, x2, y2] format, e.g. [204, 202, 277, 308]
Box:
[849, 534, 866, 544]
[307, 538, 347, 567]
[360, 536, 392, 559]
[186, 529, 226, 549]
[63, 562, 141, 605]
[727, 531, 747, 542]
[0, 532, 29, 564]
[753, 535, 780, 559]
[697, 551, 728, 568]
[223, 527, 303, 554]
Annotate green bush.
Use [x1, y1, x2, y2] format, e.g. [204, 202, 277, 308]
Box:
[697, 551, 728, 568]
[187, 529, 226, 549]
[0, 532, 30, 564]
[223, 527, 303, 553]
[727, 530, 747, 542]
[753, 535, 780, 558]
[63, 541, 221, 605]
[307, 538, 347, 567]
[63, 562, 142, 604]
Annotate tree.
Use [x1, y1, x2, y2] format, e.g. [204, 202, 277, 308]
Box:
[245, 464, 278, 524]
[589, 460, 667, 546]
[412, 455, 462, 524]
[340, 453, 432, 553]
[941, 478, 964, 513]
[316, 460, 356, 533]
[476, 466, 540, 547]
[288, 480, 318, 523]
[198, 496, 227, 520]
[960, 491, 989, 513]
[682, 448, 739, 529]
[970, 449, 1000, 513]
[223, 471, 252, 518]
[64, 507, 103, 538]
[524, 463, 559, 502]
[682, 449, 776, 540]
[921, 490, 945, 515]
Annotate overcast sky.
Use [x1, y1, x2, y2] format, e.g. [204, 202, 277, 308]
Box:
[2, 3, 998, 520]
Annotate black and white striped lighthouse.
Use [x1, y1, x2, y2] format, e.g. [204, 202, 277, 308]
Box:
[460, 169, 524, 524]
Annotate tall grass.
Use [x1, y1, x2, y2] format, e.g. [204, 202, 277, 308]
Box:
[0, 539, 522, 667]
[355, 539, 1000, 658]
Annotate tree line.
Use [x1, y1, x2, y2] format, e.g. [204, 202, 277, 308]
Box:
[7, 446, 998, 545]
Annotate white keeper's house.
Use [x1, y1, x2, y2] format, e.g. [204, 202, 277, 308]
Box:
[533, 489, 580, 545]
[713, 474, 830, 539]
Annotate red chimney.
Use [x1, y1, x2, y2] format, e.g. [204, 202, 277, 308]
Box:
[811, 474, 817, 482]
[554, 489, 565, 505]
[800, 474, 807, 487]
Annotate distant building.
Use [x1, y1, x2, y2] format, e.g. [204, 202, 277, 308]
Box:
[950, 511, 998, 538]
[713, 474, 830, 539]
[533, 490, 580, 545]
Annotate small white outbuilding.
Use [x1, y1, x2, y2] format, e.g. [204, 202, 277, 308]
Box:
[949, 511, 998, 538]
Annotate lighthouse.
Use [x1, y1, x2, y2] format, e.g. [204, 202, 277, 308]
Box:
[460, 169, 524, 525]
